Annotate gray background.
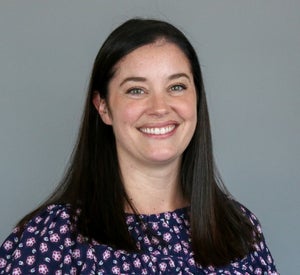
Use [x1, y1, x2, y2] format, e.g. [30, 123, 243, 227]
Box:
[0, 1, 299, 274]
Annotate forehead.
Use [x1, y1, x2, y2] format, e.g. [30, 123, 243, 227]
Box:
[112, 42, 192, 77]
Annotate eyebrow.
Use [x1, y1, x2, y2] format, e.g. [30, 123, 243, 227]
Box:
[119, 73, 191, 87]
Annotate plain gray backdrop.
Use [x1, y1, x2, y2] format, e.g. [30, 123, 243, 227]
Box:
[1, 1, 299, 274]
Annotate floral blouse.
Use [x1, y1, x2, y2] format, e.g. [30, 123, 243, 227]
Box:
[0, 204, 278, 274]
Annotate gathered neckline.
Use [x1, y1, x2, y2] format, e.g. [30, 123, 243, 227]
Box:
[125, 206, 190, 223]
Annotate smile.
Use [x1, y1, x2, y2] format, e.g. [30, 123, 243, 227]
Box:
[139, 125, 176, 135]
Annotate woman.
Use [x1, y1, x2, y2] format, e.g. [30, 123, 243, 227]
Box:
[0, 18, 278, 274]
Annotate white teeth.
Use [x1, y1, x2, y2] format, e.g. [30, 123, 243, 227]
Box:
[140, 125, 176, 135]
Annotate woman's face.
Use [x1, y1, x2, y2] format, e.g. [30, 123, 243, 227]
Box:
[94, 41, 197, 167]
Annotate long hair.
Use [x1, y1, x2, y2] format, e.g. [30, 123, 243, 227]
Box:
[18, 18, 259, 266]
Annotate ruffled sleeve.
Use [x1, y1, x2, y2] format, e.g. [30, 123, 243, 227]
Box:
[0, 204, 95, 275]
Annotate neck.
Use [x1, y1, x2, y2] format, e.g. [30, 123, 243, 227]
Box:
[119, 159, 188, 215]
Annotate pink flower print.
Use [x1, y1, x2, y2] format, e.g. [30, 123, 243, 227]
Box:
[126, 216, 134, 223]
[144, 236, 151, 245]
[173, 225, 180, 234]
[103, 250, 111, 260]
[182, 240, 189, 248]
[50, 233, 60, 243]
[259, 256, 267, 266]
[60, 212, 70, 219]
[176, 217, 182, 224]
[169, 259, 175, 268]
[159, 262, 167, 271]
[52, 250, 62, 261]
[38, 264, 49, 274]
[123, 262, 130, 271]
[40, 243, 48, 253]
[163, 232, 172, 242]
[188, 258, 195, 265]
[0, 258, 7, 268]
[164, 212, 171, 220]
[70, 267, 77, 275]
[41, 227, 47, 236]
[64, 254, 72, 264]
[13, 249, 21, 259]
[60, 225, 69, 234]
[114, 250, 121, 258]
[72, 249, 81, 259]
[207, 265, 215, 271]
[174, 243, 182, 253]
[5, 263, 12, 272]
[55, 271, 62, 275]
[141, 269, 148, 275]
[87, 248, 94, 259]
[254, 268, 262, 275]
[44, 216, 50, 224]
[64, 237, 72, 247]
[257, 224, 262, 233]
[111, 266, 120, 274]
[26, 237, 36, 247]
[231, 262, 239, 268]
[47, 205, 56, 211]
[142, 254, 150, 263]
[3, 240, 13, 251]
[12, 267, 22, 275]
[267, 254, 273, 264]
[151, 237, 159, 245]
[133, 258, 141, 268]
[151, 222, 159, 230]
[26, 255, 35, 265]
[76, 234, 84, 243]
[35, 216, 42, 223]
[49, 222, 56, 229]
[162, 221, 168, 228]
[12, 227, 20, 234]
[162, 247, 168, 255]
[27, 226, 37, 233]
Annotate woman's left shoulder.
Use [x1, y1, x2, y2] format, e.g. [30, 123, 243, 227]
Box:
[231, 200, 279, 274]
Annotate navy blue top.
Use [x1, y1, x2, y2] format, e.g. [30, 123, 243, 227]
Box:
[0, 204, 278, 274]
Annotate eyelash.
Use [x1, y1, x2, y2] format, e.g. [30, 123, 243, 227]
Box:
[126, 88, 145, 95]
[125, 84, 187, 96]
[170, 84, 187, 92]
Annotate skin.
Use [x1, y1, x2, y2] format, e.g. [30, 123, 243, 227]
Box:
[93, 41, 197, 214]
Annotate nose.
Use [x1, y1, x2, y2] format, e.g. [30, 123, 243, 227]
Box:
[147, 92, 170, 116]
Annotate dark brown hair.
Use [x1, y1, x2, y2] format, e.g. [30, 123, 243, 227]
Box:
[18, 18, 259, 267]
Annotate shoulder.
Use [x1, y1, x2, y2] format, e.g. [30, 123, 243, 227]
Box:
[0, 204, 93, 274]
[17, 204, 79, 245]
[231, 201, 279, 273]
[230, 200, 263, 233]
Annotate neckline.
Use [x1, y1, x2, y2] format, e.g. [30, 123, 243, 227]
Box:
[125, 206, 190, 223]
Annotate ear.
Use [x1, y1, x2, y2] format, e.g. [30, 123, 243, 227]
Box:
[92, 92, 112, 125]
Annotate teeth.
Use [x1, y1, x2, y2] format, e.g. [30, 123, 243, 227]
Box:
[140, 125, 176, 135]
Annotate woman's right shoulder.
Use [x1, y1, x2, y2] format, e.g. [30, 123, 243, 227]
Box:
[16, 204, 77, 237]
[0, 204, 89, 274]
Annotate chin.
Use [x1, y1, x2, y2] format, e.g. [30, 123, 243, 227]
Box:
[146, 152, 180, 164]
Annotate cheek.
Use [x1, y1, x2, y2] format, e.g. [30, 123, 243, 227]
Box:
[111, 101, 145, 125]
[178, 99, 197, 121]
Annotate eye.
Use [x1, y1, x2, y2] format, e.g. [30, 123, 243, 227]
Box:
[170, 84, 186, 92]
[126, 88, 145, 95]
